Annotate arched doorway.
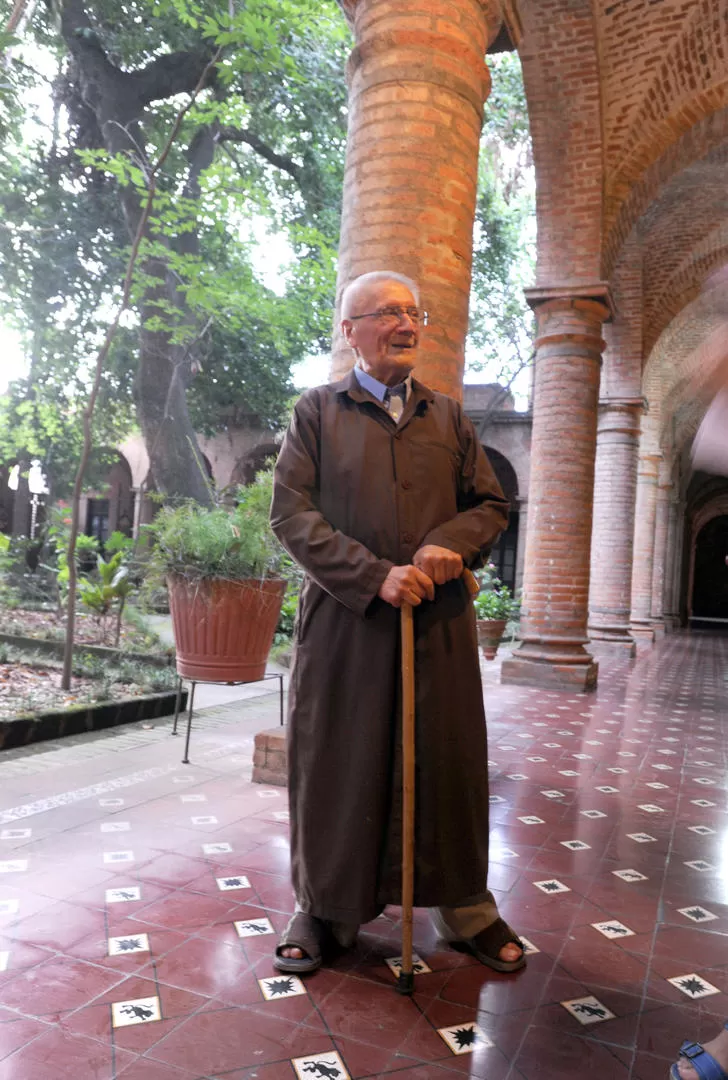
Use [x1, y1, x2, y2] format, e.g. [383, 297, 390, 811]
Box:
[692, 515, 728, 623]
[482, 446, 519, 593]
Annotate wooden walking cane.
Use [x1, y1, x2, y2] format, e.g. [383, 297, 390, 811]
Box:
[396, 567, 480, 995]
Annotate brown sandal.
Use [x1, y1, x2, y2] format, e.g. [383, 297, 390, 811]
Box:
[273, 912, 330, 974]
[453, 917, 527, 973]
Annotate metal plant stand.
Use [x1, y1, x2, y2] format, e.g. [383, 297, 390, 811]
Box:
[171, 672, 285, 764]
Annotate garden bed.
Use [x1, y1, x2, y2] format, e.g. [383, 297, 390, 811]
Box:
[0, 607, 168, 654]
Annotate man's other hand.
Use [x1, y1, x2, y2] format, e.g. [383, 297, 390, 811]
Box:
[378, 564, 435, 608]
[413, 545, 463, 585]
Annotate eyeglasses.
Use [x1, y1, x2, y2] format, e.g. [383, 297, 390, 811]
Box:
[348, 306, 429, 326]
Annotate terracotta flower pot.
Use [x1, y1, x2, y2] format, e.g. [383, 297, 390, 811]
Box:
[168, 573, 286, 683]
[476, 617, 507, 661]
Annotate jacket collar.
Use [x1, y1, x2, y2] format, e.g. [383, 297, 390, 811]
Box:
[332, 367, 435, 407]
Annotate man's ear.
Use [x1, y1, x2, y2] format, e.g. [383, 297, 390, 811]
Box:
[342, 319, 355, 347]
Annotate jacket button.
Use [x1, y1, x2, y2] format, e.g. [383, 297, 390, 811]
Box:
[402, 532, 414, 543]
[401, 479, 412, 490]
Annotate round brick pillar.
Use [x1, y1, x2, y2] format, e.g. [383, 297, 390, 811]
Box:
[500, 293, 610, 692]
[587, 400, 643, 655]
[663, 496, 682, 628]
[332, 0, 504, 397]
[650, 461, 673, 637]
[630, 453, 662, 640]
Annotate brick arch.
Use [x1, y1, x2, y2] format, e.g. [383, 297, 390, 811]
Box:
[517, 0, 603, 284]
[604, 106, 728, 280]
[601, 1, 728, 277]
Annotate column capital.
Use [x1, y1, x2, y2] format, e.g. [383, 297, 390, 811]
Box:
[339, 0, 505, 48]
[524, 282, 615, 321]
[598, 396, 647, 412]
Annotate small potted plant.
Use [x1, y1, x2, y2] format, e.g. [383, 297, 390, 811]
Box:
[146, 469, 286, 683]
[473, 564, 520, 660]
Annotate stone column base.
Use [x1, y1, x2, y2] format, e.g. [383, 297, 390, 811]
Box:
[651, 621, 666, 639]
[630, 622, 655, 642]
[588, 635, 637, 658]
[252, 727, 288, 787]
[501, 654, 599, 692]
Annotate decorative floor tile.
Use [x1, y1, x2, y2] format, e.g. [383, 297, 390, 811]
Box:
[437, 1022, 493, 1055]
[541, 790, 566, 799]
[692, 799, 716, 807]
[0, 950, 8, 971]
[668, 974, 721, 999]
[292, 1051, 349, 1080]
[507, 774, 528, 781]
[678, 906, 718, 923]
[234, 917, 275, 938]
[191, 816, 219, 825]
[111, 995, 162, 1027]
[694, 778, 716, 785]
[99, 798, 124, 807]
[596, 786, 619, 794]
[216, 875, 251, 891]
[100, 822, 130, 832]
[518, 816, 544, 825]
[612, 869, 648, 882]
[272, 811, 290, 821]
[637, 804, 665, 813]
[592, 920, 635, 939]
[561, 996, 615, 1025]
[1, 828, 31, 839]
[385, 953, 432, 976]
[627, 833, 657, 843]
[653, 764, 673, 770]
[520, 936, 540, 955]
[688, 825, 715, 835]
[180, 794, 206, 802]
[103, 850, 134, 864]
[561, 840, 591, 851]
[489, 795, 506, 804]
[0, 859, 28, 873]
[257, 789, 281, 799]
[202, 842, 233, 854]
[581, 810, 607, 819]
[259, 974, 308, 1000]
[0, 899, 20, 915]
[106, 886, 141, 903]
[684, 859, 716, 872]
[108, 933, 150, 955]
[533, 879, 570, 894]
[646, 782, 669, 789]
[528, 756, 547, 763]
[559, 770, 580, 777]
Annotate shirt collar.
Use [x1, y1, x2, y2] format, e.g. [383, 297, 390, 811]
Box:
[354, 364, 412, 402]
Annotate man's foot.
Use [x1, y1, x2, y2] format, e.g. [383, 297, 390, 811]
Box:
[273, 912, 328, 973]
[673, 1025, 728, 1079]
[456, 917, 527, 973]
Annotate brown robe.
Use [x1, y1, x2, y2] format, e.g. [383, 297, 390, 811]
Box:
[270, 370, 509, 925]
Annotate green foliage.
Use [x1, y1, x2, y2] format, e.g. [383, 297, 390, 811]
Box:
[473, 563, 520, 622]
[468, 52, 535, 388]
[146, 467, 284, 581]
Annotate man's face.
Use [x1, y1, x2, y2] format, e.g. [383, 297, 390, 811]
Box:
[342, 280, 420, 384]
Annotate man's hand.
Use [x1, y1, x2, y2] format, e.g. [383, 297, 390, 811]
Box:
[413, 545, 463, 585]
[378, 564, 435, 608]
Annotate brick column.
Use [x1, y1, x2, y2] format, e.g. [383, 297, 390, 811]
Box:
[662, 496, 681, 629]
[501, 288, 611, 691]
[650, 460, 672, 636]
[514, 496, 527, 595]
[332, 0, 504, 397]
[587, 399, 643, 655]
[629, 453, 662, 640]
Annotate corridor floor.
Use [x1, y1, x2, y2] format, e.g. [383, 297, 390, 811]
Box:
[0, 631, 726, 1080]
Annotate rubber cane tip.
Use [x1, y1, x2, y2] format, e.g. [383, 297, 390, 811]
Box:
[396, 971, 415, 995]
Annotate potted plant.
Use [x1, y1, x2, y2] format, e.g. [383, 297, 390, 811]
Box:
[473, 565, 520, 660]
[146, 470, 286, 683]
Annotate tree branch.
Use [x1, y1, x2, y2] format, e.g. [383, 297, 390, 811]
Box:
[217, 126, 303, 182]
[130, 48, 216, 107]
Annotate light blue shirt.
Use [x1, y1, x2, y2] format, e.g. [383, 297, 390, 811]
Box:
[353, 366, 412, 415]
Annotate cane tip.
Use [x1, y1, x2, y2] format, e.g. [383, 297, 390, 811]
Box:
[396, 972, 414, 995]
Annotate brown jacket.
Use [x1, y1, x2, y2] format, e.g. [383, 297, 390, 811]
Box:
[270, 370, 509, 924]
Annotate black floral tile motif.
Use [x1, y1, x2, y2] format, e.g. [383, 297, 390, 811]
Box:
[668, 974, 721, 999]
[677, 906, 717, 923]
[437, 1022, 493, 1055]
[533, 879, 570, 894]
[259, 974, 307, 1000]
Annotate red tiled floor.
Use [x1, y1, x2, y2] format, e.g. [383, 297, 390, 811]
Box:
[0, 632, 727, 1079]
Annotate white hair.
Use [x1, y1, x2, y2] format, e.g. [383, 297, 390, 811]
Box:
[340, 271, 420, 319]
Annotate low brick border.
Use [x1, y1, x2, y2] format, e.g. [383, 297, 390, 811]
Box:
[0, 632, 175, 668]
[0, 688, 187, 752]
[252, 726, 287, 787]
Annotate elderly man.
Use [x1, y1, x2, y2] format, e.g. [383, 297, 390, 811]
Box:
[270, 270, 524, 974]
